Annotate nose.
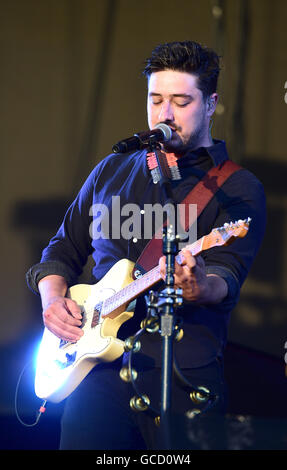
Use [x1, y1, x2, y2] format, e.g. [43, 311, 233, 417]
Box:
[158, 101, 174, 122]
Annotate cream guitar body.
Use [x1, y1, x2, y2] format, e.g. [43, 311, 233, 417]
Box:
[35, 259, 135, 403]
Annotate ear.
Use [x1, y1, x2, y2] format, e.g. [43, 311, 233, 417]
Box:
[206, 93, 218, 116]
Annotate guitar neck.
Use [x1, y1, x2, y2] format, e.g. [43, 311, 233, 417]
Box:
[98, 218, 250, 319]
[101, 235, 205, 317]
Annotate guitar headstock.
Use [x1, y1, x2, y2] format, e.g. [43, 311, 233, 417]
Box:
[204, 218, 251, 250]
[179, 218, 251, 258]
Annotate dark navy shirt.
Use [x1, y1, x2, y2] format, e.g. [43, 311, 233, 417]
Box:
[26, 140, 266, 368]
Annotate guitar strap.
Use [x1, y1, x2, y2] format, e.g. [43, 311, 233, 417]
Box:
[132, 159, 242, 278]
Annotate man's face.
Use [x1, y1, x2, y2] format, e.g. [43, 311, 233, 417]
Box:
[147, 70, 216, 154]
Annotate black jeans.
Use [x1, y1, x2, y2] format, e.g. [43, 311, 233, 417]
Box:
[59, 356, 226, 450]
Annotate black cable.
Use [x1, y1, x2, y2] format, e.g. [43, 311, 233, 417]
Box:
[14, 359, 47, 427]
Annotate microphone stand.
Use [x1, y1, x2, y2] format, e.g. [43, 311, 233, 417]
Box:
[146, 136, 185, 449]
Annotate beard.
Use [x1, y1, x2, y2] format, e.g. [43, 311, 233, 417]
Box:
[161, 119, 207, 155]
[163, 128, 204, 154]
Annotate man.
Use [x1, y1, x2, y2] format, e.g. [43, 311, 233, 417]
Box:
[27, 41, 266, 450]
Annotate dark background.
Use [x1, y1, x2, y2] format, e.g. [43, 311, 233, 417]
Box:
[0, 0, 286, 450]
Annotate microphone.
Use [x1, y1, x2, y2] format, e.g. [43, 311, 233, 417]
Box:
[112, 123, 172, 154]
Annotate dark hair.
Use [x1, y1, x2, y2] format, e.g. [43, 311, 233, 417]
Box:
[143, 41, 220, 100]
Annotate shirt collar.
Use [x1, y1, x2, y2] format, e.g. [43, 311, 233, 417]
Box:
[180, 139, 229, 167]
[205, 139, 229, 166]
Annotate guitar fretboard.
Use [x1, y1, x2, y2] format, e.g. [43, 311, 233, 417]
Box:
[101, 265, 160, 317]
[101, 235, 205, 317]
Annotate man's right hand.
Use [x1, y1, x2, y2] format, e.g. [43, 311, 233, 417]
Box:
[38, 274, 83, 342]
[43, 296, 84, 342]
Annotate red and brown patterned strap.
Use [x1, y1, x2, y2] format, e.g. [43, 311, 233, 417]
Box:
[133, 159, 241, 277]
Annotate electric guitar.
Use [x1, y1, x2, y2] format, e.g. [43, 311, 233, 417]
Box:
[35, 218, 250, 403]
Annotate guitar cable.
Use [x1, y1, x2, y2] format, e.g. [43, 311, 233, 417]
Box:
[14, 359, 47, 427]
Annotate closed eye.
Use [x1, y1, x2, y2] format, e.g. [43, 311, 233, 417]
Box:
[175, 102, 189, 107]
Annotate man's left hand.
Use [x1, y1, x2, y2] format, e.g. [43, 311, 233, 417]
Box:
[159, 249, 228, 305]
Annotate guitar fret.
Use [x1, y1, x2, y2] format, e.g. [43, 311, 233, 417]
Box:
[190, 237, 204, 256]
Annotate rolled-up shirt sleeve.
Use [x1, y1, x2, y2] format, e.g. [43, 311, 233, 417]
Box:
[26, 260, 79, 294]
[205, 264, 240, 309]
